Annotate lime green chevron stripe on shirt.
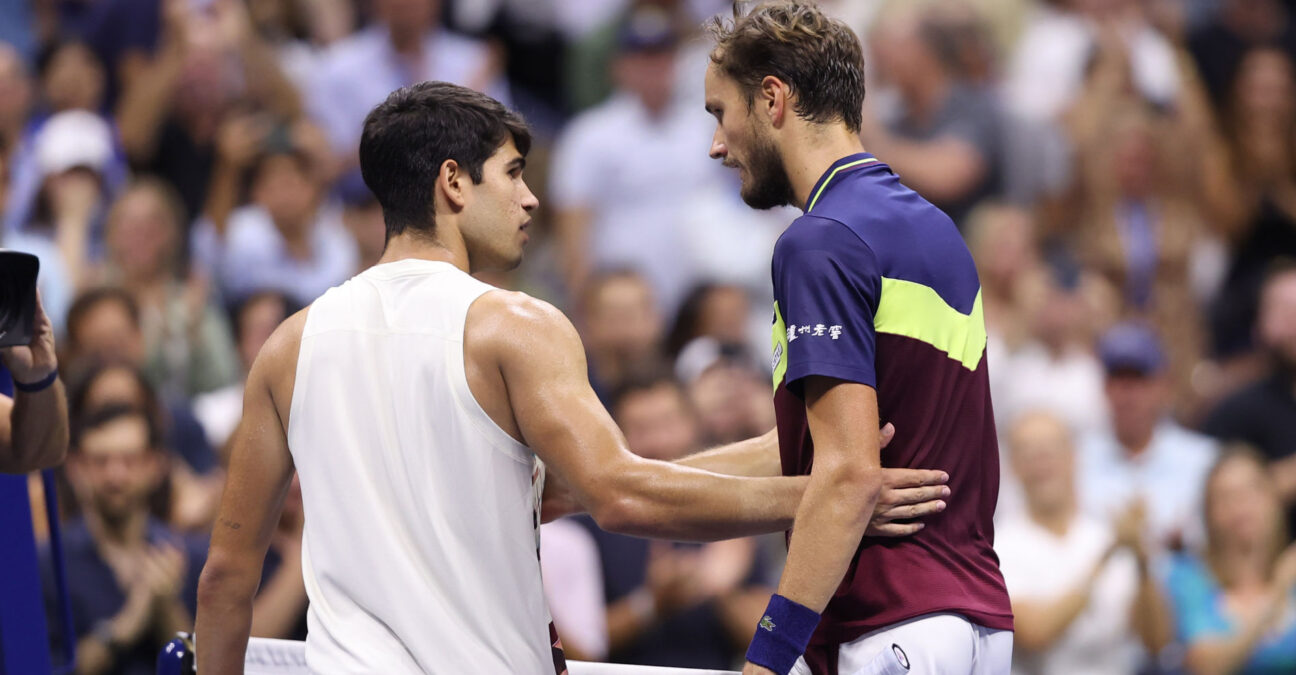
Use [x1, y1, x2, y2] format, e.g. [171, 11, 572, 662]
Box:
[771, 301, 788, 391]
[806, 158, 880, 212]
[874, 278, 986, 371]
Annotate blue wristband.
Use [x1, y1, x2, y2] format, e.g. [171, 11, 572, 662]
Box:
[745, 594, 821, 675]
[12, 369, 57, 394]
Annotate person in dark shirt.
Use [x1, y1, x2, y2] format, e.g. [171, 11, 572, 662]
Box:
[702, 3, 1012, 674]
[1203, 263, 1296, 534]
[41, 405, 205, 675]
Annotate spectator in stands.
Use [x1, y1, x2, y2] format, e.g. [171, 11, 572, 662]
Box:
[116, 0, 301, 222]
[1066, 99, 1207, 397]
[551, 1, 724, 311]
[194, 121, 356, 306]
[42, 404, 207, 675]
[4, 110, 118, 333]
[666, 283, 750, 359]
[0, 43, 32, 156]
[1078, 322, 1218, 554]
[1188, 0, 1296, 106]
[193, 291, 292, 455]
[98, 178, 239, 399]
[67, 362, 220, 531]
[997, 411, 1171, 675]
[674, 340, 773, 447]
[1165, 447, 1296, 674]
[989, 257, 1108, 440]
[1200, 47, 1296, 359]
[38, 40, 107, 116]
[1203, 263, 1296, 534]
[1005, 0, 1180, 123]
[864, 3, 1005, 227]
[545, 376, 769, 669]
[579, 269, 666, 403]
[308, 0, 508, 164]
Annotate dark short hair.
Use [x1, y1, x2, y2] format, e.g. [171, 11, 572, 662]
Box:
[359, 81, 532, 240]
[71, 402, 160, 453]
[707, 0, 866, 132]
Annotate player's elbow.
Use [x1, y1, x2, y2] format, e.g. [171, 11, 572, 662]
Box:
[815, 461, 883, 525]
[587, 493, 650, 536]
[197, 553, 261, 610]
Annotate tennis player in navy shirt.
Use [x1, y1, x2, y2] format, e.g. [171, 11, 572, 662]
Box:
[703, 3, 1013, 674]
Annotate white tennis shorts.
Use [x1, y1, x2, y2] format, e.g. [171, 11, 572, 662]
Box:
[792, 613, 1013, 675]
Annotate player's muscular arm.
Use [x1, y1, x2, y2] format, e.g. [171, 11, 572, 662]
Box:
[772, 377, 884, 611]
[474, 292, 806, 541]
[674, 428, 782, 477]
[196, 313, 304, 675]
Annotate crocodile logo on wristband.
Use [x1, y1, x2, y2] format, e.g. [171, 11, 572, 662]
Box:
[759, 615, 777, 632]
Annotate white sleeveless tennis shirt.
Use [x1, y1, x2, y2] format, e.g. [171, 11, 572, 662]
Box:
[285, 259, 558, 674]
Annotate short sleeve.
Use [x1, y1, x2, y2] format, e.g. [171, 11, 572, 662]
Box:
[773, 216, 880, 394]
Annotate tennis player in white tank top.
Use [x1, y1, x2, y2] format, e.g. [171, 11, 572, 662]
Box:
[194, 82, 950, 674]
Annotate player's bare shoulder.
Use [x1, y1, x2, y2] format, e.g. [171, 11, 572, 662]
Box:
[464, 289, 583, 365]
[247, 306, 312, 428]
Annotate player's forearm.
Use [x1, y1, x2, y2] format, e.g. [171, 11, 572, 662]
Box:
[595, 458, 806, 541]
[4, 380, 68, 473]
[195, 561, 261, 674]
[774, 463, 881, 612]
[674, 428, 780, 477]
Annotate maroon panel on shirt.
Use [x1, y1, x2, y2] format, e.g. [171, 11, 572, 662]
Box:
[776, 333, 1013, 667]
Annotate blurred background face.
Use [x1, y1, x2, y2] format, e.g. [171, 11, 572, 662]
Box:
[969, 206, 1036, 290]
[376, 0, 439, 34]
[237, 294, 289, 370]
[1110, 114, 1159, 198]
[71, 416, 162, 525]
[1258, 271, 1296, 369]
[615, 382, 699, 461]
[1105, 372, 1168, 442]
[72, 299, 146, 367]
[695, 285, 749, 346]
[688, 362, 771, 444]
[1207, 454, 1282, 551]
[1234, 48, 1295, 122]
[107, 185, 179, 281]
[42, 42, 105, 113]
[585, 275, 663, 360]
[1009, 412, 1076, 514]
[83, 366, 151, 412]
[252, 153, 319, 235]
[615, 48, 677, 112]
[0, 45, 31, 132]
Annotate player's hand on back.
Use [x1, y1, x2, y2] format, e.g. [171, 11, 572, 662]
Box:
[869, 423, 951, 537]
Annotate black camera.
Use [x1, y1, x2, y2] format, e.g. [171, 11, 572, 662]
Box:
[0, 250, 39, 348]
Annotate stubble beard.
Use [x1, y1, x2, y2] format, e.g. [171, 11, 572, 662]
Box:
[739, 131, 796, 211]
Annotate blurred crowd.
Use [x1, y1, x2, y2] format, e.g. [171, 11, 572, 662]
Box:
[4, 0, 1296, 672]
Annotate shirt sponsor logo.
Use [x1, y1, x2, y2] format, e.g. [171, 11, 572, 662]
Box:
[786, 323, 844, 341]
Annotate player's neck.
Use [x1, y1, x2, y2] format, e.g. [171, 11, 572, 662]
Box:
[379, 230, 469, 273]
[782, 126, 867, 211]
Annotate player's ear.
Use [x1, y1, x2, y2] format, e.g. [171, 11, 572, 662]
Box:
[438, 159, 467, 210]
[760, 75, 789, 127]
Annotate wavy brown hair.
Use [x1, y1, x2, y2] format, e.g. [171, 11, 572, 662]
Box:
[706, 1, 866, 132]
